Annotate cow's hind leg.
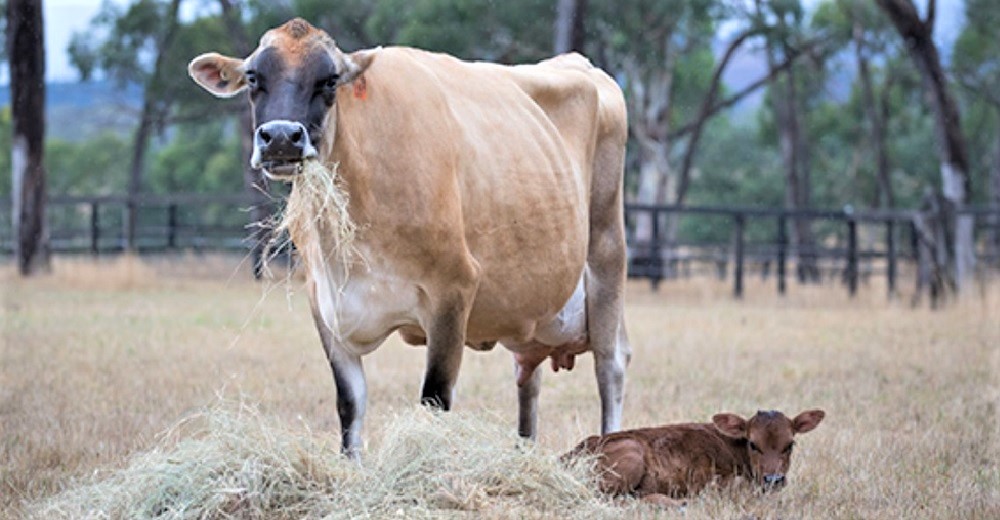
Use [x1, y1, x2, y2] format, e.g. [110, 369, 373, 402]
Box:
[516, 361, 542, 438]
[587, 132, 631, 435]
[310, 304, 367, 459]
[586, 106, 631, 434]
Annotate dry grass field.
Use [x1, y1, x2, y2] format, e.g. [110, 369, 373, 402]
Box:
[2, 255, 998, 518]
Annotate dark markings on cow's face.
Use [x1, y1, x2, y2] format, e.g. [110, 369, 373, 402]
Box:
[713, 409, 825, 492]
[189, 18, 377, 179]
[245, 46, 339, 144]
[240, 19, 348, 178]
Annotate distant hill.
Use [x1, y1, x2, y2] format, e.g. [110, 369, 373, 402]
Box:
[0, 81, 142, 141]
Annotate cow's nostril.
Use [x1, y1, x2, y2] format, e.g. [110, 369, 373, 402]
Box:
[290, 129, 304, 144]
[259, 129, 272, 144]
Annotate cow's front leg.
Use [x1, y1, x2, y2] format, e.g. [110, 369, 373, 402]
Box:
[420, 263, 478, 410]
[420, 298, 471, 410]
[311, 299, 367, 459]
[330, 350, 367, 458]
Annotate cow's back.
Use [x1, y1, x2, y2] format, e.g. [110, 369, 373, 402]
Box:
[331, 48, 616, 343]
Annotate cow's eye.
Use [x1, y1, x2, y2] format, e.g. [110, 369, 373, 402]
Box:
[319, 74, 339, 91]
[749, 441, 762, 453]
[245, 70, 259, 89]
[782, 442, 795, 454]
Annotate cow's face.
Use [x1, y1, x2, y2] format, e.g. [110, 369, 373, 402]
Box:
[187, 18, 376, 179]
[713, 409, 825, 491]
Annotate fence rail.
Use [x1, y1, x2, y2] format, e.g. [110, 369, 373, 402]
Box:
[2, 194, 998, 298]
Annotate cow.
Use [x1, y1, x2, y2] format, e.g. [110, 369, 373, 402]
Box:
[187, 18, 630, 457]
[566, 409, 826, 506]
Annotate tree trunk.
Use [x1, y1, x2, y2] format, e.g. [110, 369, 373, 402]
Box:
[220, 0, 271, 278]
[124, 0, 182, 251]
[7, 0, 50, 275]
[990, 118, 1000, 264]
[766, 39, 817, 283]
[553, 0, 587, 54]
[853, 23, 894, 209]
[877, 0, 974, 292]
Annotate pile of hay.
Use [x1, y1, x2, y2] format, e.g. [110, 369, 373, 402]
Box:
[29, 403, 633, 519]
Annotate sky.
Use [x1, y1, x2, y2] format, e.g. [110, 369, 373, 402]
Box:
[8, 0, 969, 84]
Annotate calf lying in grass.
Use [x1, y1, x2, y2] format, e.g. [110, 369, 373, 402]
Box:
[567, 409, 825, 506]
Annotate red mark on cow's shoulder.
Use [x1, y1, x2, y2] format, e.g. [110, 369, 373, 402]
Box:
[353, 75, 368, 100]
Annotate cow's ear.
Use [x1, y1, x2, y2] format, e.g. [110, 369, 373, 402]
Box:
[339, 47, 380, 85]
[188, 52, 247, 98]
[792, 409, 825, 435]
[712, 413, 748, 439]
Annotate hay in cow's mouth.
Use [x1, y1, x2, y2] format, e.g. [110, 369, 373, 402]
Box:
[261, 160, 304, 179]
[264, 158, 358, 281]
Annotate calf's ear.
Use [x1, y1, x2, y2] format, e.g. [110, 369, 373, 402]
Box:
[188, 53, 247, 98]
[792, 409, 826, 434]
[712, 413, 748, 439]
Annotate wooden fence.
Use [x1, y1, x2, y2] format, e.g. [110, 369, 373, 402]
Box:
[1, 194, 998, 298]
[625, 203, 1000, 298]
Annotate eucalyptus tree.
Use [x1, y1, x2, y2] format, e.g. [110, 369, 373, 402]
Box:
[68, 0, 184, 249]
[953, 0, 1000, 261]
[586, 0, 718, 250]
[752, 0, 823, 281]
[813, 0, 899, 209]
[876, 0, 975, 293]
[7, 0, 50, 274]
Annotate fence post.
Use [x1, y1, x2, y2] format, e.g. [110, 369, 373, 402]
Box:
[167, 203, 178, 249]
[846, 218, 858, 297]
[90, 201, 100, 255]
[734, 213, 745, 299]
[886, 220, 896, 298]
[649, 207, 662, 291]
[777, 214, 787, 295]
[125, 198, 137, 251]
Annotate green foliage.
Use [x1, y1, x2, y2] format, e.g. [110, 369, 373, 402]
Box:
[147, 122, 241, 194]
[45, 133, 130, 195]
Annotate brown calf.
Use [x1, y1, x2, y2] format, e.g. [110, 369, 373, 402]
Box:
[567, 409, 825, 505]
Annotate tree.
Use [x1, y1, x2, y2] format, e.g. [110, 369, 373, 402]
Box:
[7, 0, 50, 275]
[953, 0, 1000, 261]
[554, 0, 587, 54]
[876, 0, 975, 293]
[69, 0, 184, 250]
[590, 0, 717, 249]
[754, 0, 822, 281]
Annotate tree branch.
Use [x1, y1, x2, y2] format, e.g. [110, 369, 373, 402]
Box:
[667, 35, 832, 140]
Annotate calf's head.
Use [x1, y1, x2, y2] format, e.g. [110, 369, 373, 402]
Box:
[712, 409, 825, 491]
[187, 18, 376, 179]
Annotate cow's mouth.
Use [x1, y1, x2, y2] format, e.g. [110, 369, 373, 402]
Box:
[262, 159, 304, 180]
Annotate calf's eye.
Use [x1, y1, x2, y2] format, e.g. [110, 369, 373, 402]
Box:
[749, 441, 762, 453]
[783, 442, 795, 454]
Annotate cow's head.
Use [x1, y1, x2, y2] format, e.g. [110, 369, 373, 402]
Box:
[187, 18, 377, 179]
[712, 409, 825, 492]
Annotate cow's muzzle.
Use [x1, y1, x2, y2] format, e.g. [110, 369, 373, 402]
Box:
[762, 473, 786, 491]
[251, 120, 318, 179]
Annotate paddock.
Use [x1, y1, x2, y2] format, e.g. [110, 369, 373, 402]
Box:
[2, 255, 998, 518]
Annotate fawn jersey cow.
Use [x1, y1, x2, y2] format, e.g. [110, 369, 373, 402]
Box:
[188, 18, 630, 457]
[568, 409, 826, 505]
